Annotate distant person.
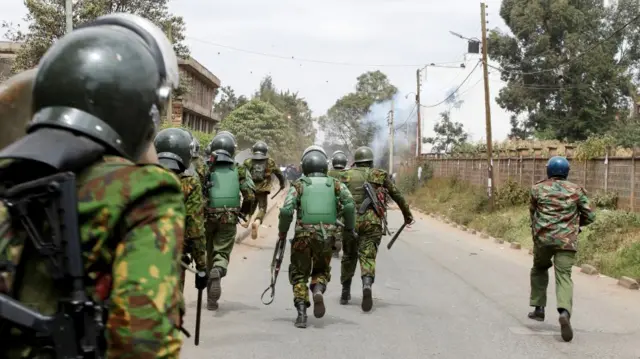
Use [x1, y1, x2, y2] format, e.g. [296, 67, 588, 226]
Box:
[528, 156, 595, 343]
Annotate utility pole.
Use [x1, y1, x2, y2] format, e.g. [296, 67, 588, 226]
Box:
[388, 99, 395, 174]
[481, 2, 495, 211]
[166, 24, 173, 124]
[65, 0, 73, 34]
[415, 69, 422, 157]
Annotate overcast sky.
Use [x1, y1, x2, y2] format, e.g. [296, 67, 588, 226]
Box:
[2, 0, 515, 151]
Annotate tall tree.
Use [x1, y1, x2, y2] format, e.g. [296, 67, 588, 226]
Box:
[488, 0, 640, 141]
[214, 85, 248, 121]
[320, 71, 397, 151]
[2, 0, 189, 72]
[423, 110, 468, 153]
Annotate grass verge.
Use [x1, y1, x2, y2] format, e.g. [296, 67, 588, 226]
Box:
[407, 176, 640, 282]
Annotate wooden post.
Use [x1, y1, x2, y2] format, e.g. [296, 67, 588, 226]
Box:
[604, 148, 610, 192]
[631, 148, 636, 211]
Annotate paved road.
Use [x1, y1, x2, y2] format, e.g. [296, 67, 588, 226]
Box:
[180, 209, 640, 359]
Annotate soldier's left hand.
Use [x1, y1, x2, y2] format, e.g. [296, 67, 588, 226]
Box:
[278, 232, 287, 240]
[195, 271, 208, 290]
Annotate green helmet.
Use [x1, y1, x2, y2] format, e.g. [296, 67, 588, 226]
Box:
[331, 150, 348, 169]
[209, 132, 236, 163]
[252, 140, 268, 160]
[301, 145, 328, 175]
[26, 13, 179, 161]
[154, 128, 193, 171]
[353, 146, 374, 164]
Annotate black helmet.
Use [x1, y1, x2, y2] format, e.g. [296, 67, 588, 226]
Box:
[217, 131, 237, 147]
[209, 132, 236, 163]
[331, 150, 348, 169]
[353, 146, 374, 164]
[301, 145, 328, 175]
[252, 141, 268, 160]
[154, 128, 192, 171]
[27, 13, 179, 161]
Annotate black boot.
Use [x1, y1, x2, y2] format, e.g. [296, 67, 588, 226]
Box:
[527, 306, 545, 321]
[294, 302, 308, 328]
[361, 276, 374, 312]
[207, 267, 222, 311]
[558, 309, 573, 342]
[312, 283, 326, 318]
[340, 279, 351, 305]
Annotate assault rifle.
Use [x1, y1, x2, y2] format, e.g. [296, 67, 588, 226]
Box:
[260, 236, 287, 305]
[0, 172, 104, 358]
[358, 182, 391, 236]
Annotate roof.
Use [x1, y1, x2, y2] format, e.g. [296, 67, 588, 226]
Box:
[178, 57, 221, 88]
[0, 41, 21, 56]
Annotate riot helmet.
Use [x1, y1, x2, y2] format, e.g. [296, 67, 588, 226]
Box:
[26, 13, 179, 162]
[154, 128, 192, 172]
[546, 156, 570, 179]
[331, 150, 348, 169]
[252, 141, 268, 160]
[209, 132, 236, 163]
[217, 131, 237, 147]
[353, 146, 374, 166]
[301, 145, 328, 175]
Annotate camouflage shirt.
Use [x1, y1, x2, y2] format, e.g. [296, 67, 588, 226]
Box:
[243, 157, 285, 193]
[179, 172, 207, 271]
[206, 163, 256, 224]
[278, 175, 355, 239]
[327, 169, 346, 179]
[0, 156, 185, 359]
[530, 178, 596, 251]
[192, 156, 208, 188]
[339, 166, 412, 229]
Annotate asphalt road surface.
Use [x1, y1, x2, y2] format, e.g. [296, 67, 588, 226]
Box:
[180, 209, 640, 359]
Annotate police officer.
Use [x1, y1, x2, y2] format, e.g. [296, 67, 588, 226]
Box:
[182, 129, 207, 187]
[278, 145, 356, 328]
[528, 156, 595, 342]
[339, 146, 413, 311]
[155, 128, 208, 295]
[328, 150, 349, 258]
[0, 13, 186, 358]
[243, 140, 286, 239]
[205, 132, 256, 310]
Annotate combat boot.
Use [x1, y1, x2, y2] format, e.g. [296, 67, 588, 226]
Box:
[361, 276, 374, 312]
[251, 219, 262, 240]
[558, 309, 573, 342]
[312, 283, 326, 318]
[340, 279, 351, 305]
[294, 302, 308, 328]
[527, 306, 545, 321]
[207, 267, 222, 310]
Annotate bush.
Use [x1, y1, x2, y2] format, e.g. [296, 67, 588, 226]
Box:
[495, 179, 529, 208]
[591, 190, 618, 210]
[395, 161, 433, 194]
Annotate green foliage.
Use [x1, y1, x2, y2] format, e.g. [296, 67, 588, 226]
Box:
[591, 190, 619, 210]
[2, 0, 189, 73]
[319, 71, 398, 152]
[608, 115, 640, 148]
[573, 134, 616, 160]
[395, 161, 433, 194]
[219, 99, 295, 163]
[495, 179, 529, 208]
[158, 122, 213, 152]
[488, 0, 640, 142]
[423, 110, 468, 152]
[214, 86, 249, 121]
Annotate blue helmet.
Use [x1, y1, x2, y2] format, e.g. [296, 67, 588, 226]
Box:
[546, 156, 570, 179]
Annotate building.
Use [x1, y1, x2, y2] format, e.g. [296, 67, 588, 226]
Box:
[0, 41, 20, 81]
[171, 57, 221, 133]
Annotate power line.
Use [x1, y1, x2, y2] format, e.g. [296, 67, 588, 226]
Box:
[186, 36, 464, 68]
[420, 60, 482, 108]
[487, 12, 640, 76]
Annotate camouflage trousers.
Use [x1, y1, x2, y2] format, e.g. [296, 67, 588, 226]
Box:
[340, 223, 383, 284]
[289, 235, 333, 305]
[530, 245, 576, 314]
[205, 217, 237, 277]
[250, 192, 269, 222]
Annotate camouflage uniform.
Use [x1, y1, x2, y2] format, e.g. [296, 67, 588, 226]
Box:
[205, 164, 255, 278]
[279, 177, 355, 306]
[178, 172, 207, 293]
[529, 178, 595, 315]
[328, 168, 347, 257]
[244, 157, 285, 222]
[191, 156, 208, 190]
[338, 167, 412, 298]
[0, 157, 186, 358]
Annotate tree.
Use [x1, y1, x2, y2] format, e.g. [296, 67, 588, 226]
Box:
[423, 110, 468, 153]
[218, 99, 296, 163]
[320, 71, 397, 151]
[2, 0, 189, 73]
[214, 86, 248, 121]
[488, 0, 640, 142]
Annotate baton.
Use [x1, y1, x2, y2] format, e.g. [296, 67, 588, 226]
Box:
[270, 187, 284, 199]
[387, 223, 407, 250]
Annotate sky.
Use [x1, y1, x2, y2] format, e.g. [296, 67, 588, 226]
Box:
[1, 0, 515, 153]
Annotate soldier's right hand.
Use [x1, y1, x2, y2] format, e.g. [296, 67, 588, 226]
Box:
[278, 232, 287, 240]
[405, 216, 415, 226]
[195, 271, 208, 290]
[182, 254, 192, 265]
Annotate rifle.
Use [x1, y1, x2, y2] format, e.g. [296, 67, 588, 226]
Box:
[359, 182, 391, 235]
[179, 261, 204, 346]
[261, 236, 287, 305]
[0, 172, 104, 358]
